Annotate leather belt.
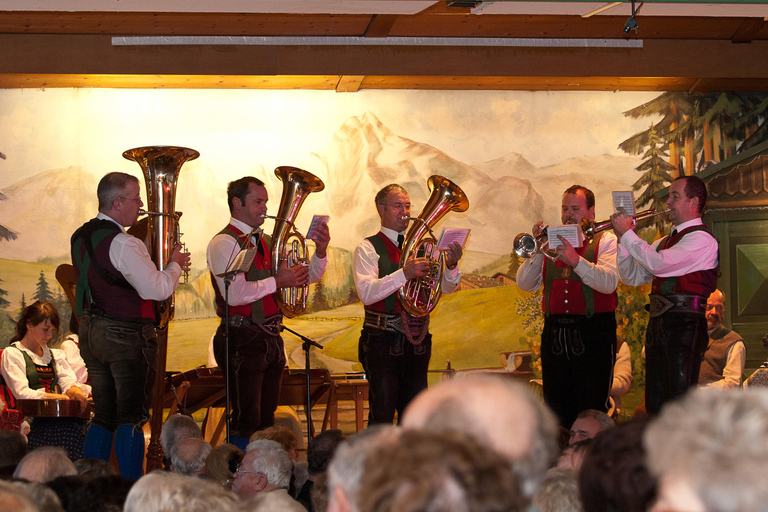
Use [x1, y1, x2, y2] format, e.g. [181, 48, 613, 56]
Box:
[647, 294, 707, 319]
[364, 311, 403, 333]
[227, 314, 282, 336]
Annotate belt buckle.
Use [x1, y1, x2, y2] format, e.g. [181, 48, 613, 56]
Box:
[376, 314, 388, 330]
[649, 295, 674, 318]
[231, 315, 244, 328]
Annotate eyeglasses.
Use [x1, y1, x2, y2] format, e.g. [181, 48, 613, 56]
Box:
[382, 202, 411, 211]
[233, 463, 263, 478]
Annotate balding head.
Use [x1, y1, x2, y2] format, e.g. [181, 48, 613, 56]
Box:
[13, 446, 77, 483]
[170, 438, 212, 477]
[402, 374, 559, 497]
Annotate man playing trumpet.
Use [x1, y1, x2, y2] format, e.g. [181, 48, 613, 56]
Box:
[206, 176, 330, 449]
[610, 176, 718, 415]
[516, 185, 619, 428]
[354, 184, 463, 425]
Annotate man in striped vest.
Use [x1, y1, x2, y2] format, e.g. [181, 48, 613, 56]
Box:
[354, 184, 463, 425]
[612, 175, 718, 414]
[207, 177, 329, 449]
[517, 185, 619, 428]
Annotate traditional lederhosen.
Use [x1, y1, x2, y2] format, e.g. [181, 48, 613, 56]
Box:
[644, 225, 719, 415]
[540, 232, 618, 428]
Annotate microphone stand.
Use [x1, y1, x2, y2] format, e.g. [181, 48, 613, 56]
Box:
[281, 325, 323, 439]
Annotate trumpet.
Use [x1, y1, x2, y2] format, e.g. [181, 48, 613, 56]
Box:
[513, 208, 670, 260]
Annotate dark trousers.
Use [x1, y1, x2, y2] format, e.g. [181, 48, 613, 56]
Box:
[79, 313, 157, 431]
[213, 320, 286, 438]
[645, 311, 707, 415]
[541, 312, 617, 428]
[358, 327, 432, 425]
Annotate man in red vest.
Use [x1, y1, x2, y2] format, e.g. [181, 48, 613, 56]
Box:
[517, 185, 619, 428]
[354, 184, 463, 425]
[611, 176, 718, 414]
[207, 176, 330, 449]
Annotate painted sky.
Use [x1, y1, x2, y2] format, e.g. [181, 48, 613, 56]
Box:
[0, 88, 660, 189]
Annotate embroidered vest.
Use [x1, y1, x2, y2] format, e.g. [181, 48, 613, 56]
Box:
[651, 225, 719, 297]
[211, 224, 279, 324]
[71, 218, 153, 319]
[543, 232, 618, 317]
[364, 232, 404, 315]
[15, 346, 58, 393]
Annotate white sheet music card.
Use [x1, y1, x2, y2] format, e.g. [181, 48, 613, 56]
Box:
[306, 215, 330, 240]
[547, 224, 583, 249]
[437, 228, 470, 251]
[612, 191, 636, 216]
[229, 247, 257, 274]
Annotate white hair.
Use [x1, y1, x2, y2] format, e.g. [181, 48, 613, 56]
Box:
[245, 439, 293, 490]
[124, 471, 237, 512]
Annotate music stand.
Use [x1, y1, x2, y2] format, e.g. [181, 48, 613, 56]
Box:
[216, 246, 258, 443]
[281, 325, 324, 438]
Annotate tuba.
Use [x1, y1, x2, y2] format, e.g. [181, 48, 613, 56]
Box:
[264, 166, 325, 318]
[399, 175, 469, 317]
[123, 146, 198, 328]
[122, 145, 198, 474]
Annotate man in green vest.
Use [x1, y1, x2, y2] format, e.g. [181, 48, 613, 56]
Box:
[354, 184, 463, 425]
[517, 185, 619, 428]
[698, 289, 746, 389]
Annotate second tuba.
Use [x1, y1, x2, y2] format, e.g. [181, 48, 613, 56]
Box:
[266, 166, 325, 318]
[399, 175, 469, 317]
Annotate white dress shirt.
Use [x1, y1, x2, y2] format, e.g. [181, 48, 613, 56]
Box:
[97, 212, 182, 301]
[616, 218, 719, 286]
[60, 335, 89, 388]
[353, 226, 461, 306]
[515, 231, 619, 295]
[1, 342, 90, 399]
[207, 217, 327, 307]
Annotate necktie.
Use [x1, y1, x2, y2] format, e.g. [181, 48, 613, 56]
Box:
[397, 234, 404, 250]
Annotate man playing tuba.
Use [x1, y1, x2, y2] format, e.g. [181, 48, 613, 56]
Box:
[71, 172, 191, 479]
[354, 184, 463, 425]
[516, 185, 619, 429]
[206, 176, 329, 450]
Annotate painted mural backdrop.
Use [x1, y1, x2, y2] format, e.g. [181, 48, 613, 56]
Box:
[2, 89, 766, 415]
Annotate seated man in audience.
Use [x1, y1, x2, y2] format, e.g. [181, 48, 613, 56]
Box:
[170, 438, 211, 477]
[534, 468, 584, 512]
[298, 428, 347, 512]
[13, 446, 77, 483]
[697, 289, 746, 389]
[401, 374, 560, 499]
[160, 414, 202, 469]
[645, 389, 768, 512]
[233, 439, 305, 512]
[124, 471, 237, 512]
[569, 409, 614, 445]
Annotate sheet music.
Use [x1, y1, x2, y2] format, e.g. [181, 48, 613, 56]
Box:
[612, 191, 636, 215]
[437, 228, 470, 251]
[306, 215, 330, 240]
[547, 224, 583, 249]
[216, 247, 257, 278]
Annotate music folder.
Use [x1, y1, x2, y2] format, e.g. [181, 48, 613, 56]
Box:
[216, 247, 258, 279]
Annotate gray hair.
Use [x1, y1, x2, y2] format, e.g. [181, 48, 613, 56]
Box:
[374, 184, 408, 206]
[534, 468, 584, 512]
[574, 409, 615, 433]
[97, 172, 139, 212]
[124, 471, 237, 512]
[160, 414, 202, 457]
[244, 439, 292, 490]
[170, 438, 212, 477]
[645, 389, 768, 512]
[327, 426, 401, 512]
[0, 481, 39, 512]
[13, 446, 77, 483]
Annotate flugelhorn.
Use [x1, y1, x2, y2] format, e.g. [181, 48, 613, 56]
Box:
[264, 166, 325, 318]
[399, 175, 469, 317]
[581, 208, 670, 241]
[513, 225, 557, 261]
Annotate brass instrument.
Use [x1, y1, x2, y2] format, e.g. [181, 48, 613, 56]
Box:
[581, 208, 671, 242]
[399, 175, 469, 317]
[513, 225, 557, 261]
[122, 145, 199, 474]
[264, 166, 325, 318]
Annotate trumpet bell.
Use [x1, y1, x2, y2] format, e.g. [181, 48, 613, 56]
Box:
[513, 233, 539, 258]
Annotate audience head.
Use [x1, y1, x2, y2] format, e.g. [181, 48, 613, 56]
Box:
[569, 409, 614, 445]
[47, 475, 86, 511]
[160, 414, 202, 459]
[402, 374, 559, 497]
[706, 289, 725, 332]
[249, 425, 301, 462]
[0, 480, 39, 512]
[68, 475, 134, 512]
[357, 429, 525, 512]
[308, 428, 347, 476]
[11, 481, 64, 512]
[579, 419, 656, 512]
[124, 471, 237, 512]
[327, 425, 402, 512]
[0, 429, 28, 474]
[645, 389, 768, 512]
[556, 438, 592, 471]
[534, 468, 584, 512]
[233, 439, 292, 499]
[13, 446, 77, 483]
[73, 458, 118, 480]
[204, 443, 244, 490]
[170, 438, 212, 477]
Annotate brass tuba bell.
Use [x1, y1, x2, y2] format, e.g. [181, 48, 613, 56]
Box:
[264, 166, 325, 318]
[399, 175, 469, 317]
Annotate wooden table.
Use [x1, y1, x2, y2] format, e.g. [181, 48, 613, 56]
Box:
[326, 378, 369, 433]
